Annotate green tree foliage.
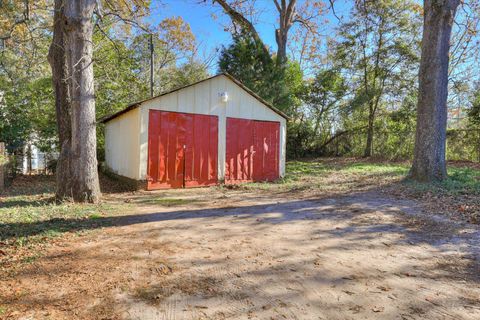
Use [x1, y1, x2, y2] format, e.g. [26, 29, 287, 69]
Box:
[1, 0, 479, 168]
[286, 68, 348, 158]
[158, 60, 209, 91]
[458, 85, 480, 161]
[305, 69, 347, 150]
[0, 6, 207, 160]
[95, 34, 148, 119]
[0, 5, 52, 153]
[218, 33, 306, 159]
[467, 87, 480, 127]
[218, 33, 302, 114]
[130, 16, 204, 95]
[333, 0, 421, 157]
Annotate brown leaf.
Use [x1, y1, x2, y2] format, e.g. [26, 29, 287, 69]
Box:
[372, 306, 384, 312]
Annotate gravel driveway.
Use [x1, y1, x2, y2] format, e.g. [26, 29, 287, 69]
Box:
[2, 189, 480, 319]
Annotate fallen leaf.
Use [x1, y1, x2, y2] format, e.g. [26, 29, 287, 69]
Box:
[372, 306, 384, 312]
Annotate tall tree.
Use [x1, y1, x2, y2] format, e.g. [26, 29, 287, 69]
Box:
[218, 33, 303, 113]
[409, 0, 460, 182]
[49, 0, 100, 202]
[335, 0, 421, 157]
[467, 83, 480, 161]
[48, 0, 150, 202]
[1, 1, 52, 152]
[304, 68, 346, 147]
[211, 0, 325, 66]
[130, 16, 198, 95]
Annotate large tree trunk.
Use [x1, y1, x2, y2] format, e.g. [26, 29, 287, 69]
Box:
[275, 28, 288, 65]
[274, 0, 296, 66]
[48, 0, 73, 199]
[409, 0, 460, 182]
[49, 0, 101, 202]
[64, 0, 100, 202]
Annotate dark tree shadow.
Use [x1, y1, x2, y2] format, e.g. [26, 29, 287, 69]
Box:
[2, 189, 479, 319]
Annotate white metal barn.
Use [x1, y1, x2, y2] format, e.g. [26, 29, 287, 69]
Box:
[102, 73, 288, 190]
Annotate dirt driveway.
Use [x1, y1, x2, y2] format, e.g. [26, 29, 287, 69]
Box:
[2, 187, 480, 319]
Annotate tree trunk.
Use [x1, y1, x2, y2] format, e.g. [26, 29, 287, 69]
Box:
[0, 142, 5, 192]
[275, 27, 288, 66]
[274, 0, 296, 66]
[64, 0, 100, 202]
[214, 0, 297, 66]
[48, 0, 73, 199]
[49, 0, 101, 202]
[213, 0, 271, 60]
[364, 108, 374, 157]
[409, 0, 460, 182]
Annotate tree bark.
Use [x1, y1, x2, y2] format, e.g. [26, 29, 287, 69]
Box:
[213, 0, 298, 66]
[274, 0, 297, 66]
[275, 28, 288, 65]
[64, 0, 101, 202]
[48, 0, 73, 199]
[409, 0, 460, 182]
[49, 0, 101, 202]
[362, 14, 385, 158]
[212, 0, 271, 59]
[364, 105, 374, 157]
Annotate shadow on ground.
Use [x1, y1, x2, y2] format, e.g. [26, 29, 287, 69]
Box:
[2, 189, 480, 319]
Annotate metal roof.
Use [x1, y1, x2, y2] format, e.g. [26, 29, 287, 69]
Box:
[99, 73, 289, 123]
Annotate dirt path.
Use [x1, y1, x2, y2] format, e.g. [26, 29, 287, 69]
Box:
[2, 190, 480, 319]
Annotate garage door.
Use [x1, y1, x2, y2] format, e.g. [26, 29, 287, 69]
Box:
[147, 110, 218, 190]
[225, 117, 280, 183]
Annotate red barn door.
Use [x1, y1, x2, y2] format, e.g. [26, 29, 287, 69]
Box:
[147, 110, 218, 190]
[252, 120, 280, 181]
[225, 117, 280, 184]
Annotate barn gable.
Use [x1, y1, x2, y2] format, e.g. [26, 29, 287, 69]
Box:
[101, 73, 288, 124]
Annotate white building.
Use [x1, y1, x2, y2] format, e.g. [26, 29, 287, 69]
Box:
[21, 136, 58, 174]
[102, 73, 288, 190]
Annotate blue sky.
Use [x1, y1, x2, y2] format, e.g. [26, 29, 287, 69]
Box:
[147, 0, 352, 70]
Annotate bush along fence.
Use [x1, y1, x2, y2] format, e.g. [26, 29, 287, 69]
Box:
[287, 126, 480, 162]
[0, 142, 16, 191]
[0, 142, 4, 191]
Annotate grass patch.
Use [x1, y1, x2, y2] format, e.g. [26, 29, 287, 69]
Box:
[0, 195, 131, 248]
[405, 166, 480, 195]
[20, 253, 43, 264]
[136, 197, 202, 207]
[276, 158, 480, 224]
[445, 167, 480, 194]
[340, 162, 409, 175]
[240, 159, 410, 193]
[2, 158, 479, 268]
[1, 195, 132, 272]
[0, 174, 138, 262]
[239, 159, 480, 199]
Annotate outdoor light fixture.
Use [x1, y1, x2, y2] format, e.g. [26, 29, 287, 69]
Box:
[219, 92, 229, 103]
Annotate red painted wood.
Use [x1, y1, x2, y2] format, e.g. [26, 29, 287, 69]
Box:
[225, 118, 253, 182]
[147, 110, 218, 190]
[253, 120, 280, 181]
[225, 117, 280, 184]
[184, 113, 218, 187]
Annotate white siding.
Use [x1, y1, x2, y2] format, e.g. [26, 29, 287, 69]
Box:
[105, 108, 141, 179]
[109, 74, 286, 181]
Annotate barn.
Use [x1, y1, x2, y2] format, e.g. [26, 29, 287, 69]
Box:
[101, 73, 288, 190]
